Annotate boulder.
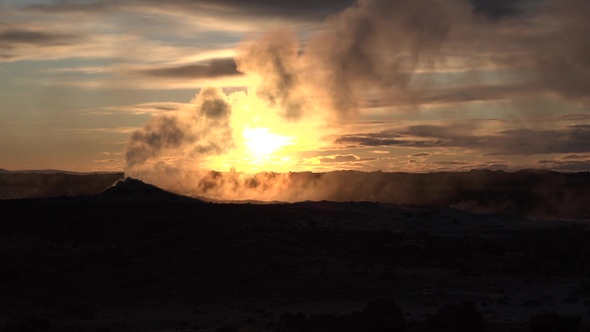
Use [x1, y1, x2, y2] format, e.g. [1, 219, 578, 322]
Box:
[304, 298, 407, 332]
[358, 298, 407, 332]
[425, 301, 485, 332]
[529, 313, 581, 332]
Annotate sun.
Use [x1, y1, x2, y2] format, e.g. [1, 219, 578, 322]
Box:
[242, 127, 293, 156]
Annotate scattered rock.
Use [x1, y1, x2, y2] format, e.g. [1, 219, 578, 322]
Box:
[2, 319, 35, 332]
[60, 306, 95, 320]
[215, 327, 237, 332]
[95, 328, 111, 332]
[2, 316, 51, 332]
[279, 312, 306, 328]
[425, 301, 485, 332]
[529, 313, 581, 332]
[297, 298, 407, 332]
[22, 317, 50, 331]
[523, 300, 544, 307]
[358, 298, 407, 332]
[572, 280, 590, 299]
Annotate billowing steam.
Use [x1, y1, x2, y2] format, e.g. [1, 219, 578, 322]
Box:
[235, 30, 308, 120]
[305, 0, 453, 115]
[125, 0, 590, 202]
[126, 87, 233, 169]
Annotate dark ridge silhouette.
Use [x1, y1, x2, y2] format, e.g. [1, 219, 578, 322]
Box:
[192, 169, 590, 219]
[0, 171, 123, 199]
[3, 169, 590, 219]
[98, 177, 201, 203]
[0, 168, 115, 175]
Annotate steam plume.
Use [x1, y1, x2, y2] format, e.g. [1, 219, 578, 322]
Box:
[126, 87, 233, 169]
[306, 0, 452, 115]
[125, 0, 590, 202]
[236, 30, 307, 120]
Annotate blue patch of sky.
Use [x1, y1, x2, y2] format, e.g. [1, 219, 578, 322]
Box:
[1, 58, 202, 121]
[145, 29, 243, 49]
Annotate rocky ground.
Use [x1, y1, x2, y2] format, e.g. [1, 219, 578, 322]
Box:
[1, 179, 590, 331]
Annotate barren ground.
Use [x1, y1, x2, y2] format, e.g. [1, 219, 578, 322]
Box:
[2, 188, 590, 331]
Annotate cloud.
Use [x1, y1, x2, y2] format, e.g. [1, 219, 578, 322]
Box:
[318, 154, 377, 164]
[152, 0, 355, 21]
[27, 0, 354, 21]
[84, 102, 191, 116]
[527, 0, 590, 102]
[537, 159, 590, 172]
[333, 120, 590, 156]
[334, 131, 406, 147]
[434, 160, 469, 165]
[0, 29, 78, 46]
[562, 154, 590, 160]
[139, 58, 241, 79]
[0, 27, 80, 59]
[467, 0, 539, 21]
[25, 2, 109, 14]
[486, 128, 590, 155]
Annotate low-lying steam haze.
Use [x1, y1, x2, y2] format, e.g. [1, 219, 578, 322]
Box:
[122, 0, 590, 201]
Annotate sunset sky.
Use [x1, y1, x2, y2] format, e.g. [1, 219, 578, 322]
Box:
[1, 0, 590, 174]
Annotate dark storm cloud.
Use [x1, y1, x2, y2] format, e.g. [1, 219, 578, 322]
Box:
[318, 154, 377, 164]
[335, 122, 590, 156]
[405, 124, 590, 155]
[334, 131, 406, 147]
[140, 58, 241, 80]
[0, 29, 77, 46]
[170, 0, 355, 20]
[27, 0, 354, 21]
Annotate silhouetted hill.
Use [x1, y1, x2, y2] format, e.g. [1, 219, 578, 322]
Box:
[98, 177, 200, 202]
[193, 169, 590, 219]
[0, 168, 112, 175]
[0, 172, 124, 199]
[2, 169, 590, 219]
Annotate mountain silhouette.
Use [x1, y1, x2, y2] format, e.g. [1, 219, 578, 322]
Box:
[98, 177, 200, 203]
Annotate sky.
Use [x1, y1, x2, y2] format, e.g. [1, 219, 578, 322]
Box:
[1, 0, 590, 175]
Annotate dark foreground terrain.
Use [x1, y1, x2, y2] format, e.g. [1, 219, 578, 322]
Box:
[1, 178, 590, 331]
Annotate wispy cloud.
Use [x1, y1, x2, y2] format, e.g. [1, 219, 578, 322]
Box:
[0, 29, 78, 46]
[136, 58, 241, 79]
[335, 119, 590, 156]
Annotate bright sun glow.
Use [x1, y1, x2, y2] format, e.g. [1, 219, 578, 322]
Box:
[243, 127, 293, 156]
